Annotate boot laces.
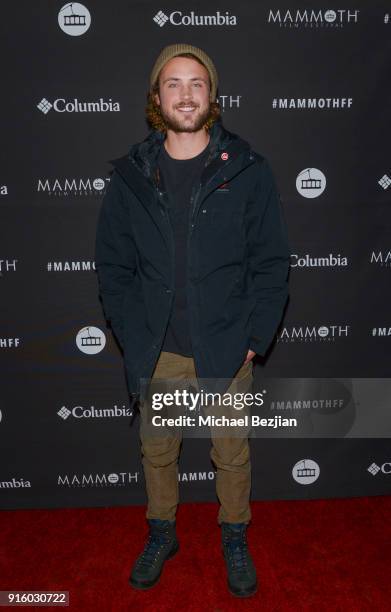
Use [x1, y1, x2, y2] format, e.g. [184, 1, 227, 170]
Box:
[224, 528, 249, 573]
[137, 529, 170, 568]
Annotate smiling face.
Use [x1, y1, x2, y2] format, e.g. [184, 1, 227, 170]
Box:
[154, 56, 211, 133]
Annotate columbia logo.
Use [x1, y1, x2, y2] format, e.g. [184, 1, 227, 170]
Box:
[367, 462, 381, 476]
[58, 406, 71, 420]
[378, 174, 391, 190]
[37, 98, 52, 114]
[153, 10, 169, 27]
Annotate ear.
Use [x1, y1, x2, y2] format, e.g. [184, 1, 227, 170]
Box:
[154, 91, 160, 106]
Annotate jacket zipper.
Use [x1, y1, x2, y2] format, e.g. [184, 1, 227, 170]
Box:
[155, 182, 176, 356]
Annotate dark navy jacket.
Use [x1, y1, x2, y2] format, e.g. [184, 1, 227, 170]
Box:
[94, 120, 291, 399]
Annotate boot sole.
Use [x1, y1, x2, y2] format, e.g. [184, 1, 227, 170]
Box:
[129, 541, 179, 590]
[228, 580, 258, 598]
[222, 547, 258, 598]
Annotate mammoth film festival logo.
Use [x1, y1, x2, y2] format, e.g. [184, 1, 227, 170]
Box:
[296, 168, 326, 198]
[292, 459, 320, 484]
[58, 2, 91, 36]
[76, 326, 106, 354]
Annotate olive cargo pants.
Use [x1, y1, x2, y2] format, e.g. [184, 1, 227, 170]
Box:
[138, 350, 253, 525]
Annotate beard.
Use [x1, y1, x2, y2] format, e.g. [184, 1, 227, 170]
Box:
[159, 102, 211, 133]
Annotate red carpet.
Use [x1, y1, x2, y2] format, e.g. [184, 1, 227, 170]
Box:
[1, 496, 391, 611]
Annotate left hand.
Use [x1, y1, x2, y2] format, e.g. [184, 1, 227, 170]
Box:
[243, 349, 256, 365]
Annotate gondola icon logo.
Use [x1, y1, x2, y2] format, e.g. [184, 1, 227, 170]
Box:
[324, 10, 337, 23]
[58, 3, 91, 36]
[292, 459, 320, 484]
[76, 326, 106, 354]
[296, 168, 326, 199]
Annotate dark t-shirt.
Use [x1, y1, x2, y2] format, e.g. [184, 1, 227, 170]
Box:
[158, 140, 210, 357]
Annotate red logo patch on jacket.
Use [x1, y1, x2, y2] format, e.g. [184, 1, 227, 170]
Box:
[217, 181, 230, 192]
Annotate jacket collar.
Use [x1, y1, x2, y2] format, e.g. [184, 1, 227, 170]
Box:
[111, 120, 252, 188]
[130, 120, 236, 173]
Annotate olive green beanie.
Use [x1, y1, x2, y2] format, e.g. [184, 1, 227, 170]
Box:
[150, 43, 218, 101]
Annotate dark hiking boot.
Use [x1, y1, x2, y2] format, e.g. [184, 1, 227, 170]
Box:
[221, 522, 258, 597]
[129, 519, 179, 590]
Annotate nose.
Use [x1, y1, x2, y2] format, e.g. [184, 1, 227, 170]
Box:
[180, 82, 193, 99]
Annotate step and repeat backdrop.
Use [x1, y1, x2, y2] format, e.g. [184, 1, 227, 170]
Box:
[1, 1, 391, 509]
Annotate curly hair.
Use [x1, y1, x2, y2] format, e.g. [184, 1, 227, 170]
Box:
[145, 52, 221, 133]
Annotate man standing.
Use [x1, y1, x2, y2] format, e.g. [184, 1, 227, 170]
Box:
[95, 43, 290, 597]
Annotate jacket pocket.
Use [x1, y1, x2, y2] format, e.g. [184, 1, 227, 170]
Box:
[210, 206, 241, 228]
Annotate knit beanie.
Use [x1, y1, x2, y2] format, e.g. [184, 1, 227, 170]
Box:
[150, 43, 218, 101]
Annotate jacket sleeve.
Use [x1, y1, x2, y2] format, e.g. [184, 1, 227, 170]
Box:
[94, 169, 137, 349]
[246, 157, 291, 356]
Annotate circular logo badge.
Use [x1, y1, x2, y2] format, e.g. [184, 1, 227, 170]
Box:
[76, 326, 106, 355]
[324, 10, 337, 23]
[58, 3, 91, 37]
[292, 459, 320, 485]
[93, 178, 106, 191]
[221, 152, 229, 161]
[296, 167, 326, 199]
